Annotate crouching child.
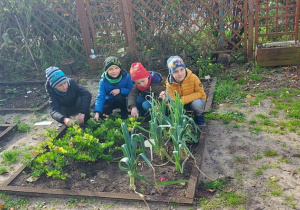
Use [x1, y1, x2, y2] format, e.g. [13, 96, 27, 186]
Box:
[161, 56, 207, 126]
[128, 62, 165, 117]
[94, 56, 133, 120]
[45, 67, 92, 127]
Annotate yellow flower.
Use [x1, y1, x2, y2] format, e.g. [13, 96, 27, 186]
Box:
[209, 63, 212, 66]
[59, 147, 67, 154]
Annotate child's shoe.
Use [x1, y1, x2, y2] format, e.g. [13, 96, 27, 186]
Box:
[195, 115, 206, 126]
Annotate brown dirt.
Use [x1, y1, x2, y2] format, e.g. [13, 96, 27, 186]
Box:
[10, 142, 197, 198]
[0, 83, 48, 109]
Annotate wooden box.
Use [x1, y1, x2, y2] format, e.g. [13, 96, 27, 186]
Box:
[255, 44, 300, 67]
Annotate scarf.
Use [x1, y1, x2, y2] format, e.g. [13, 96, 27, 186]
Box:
[104, 72, 122, 84]
[136, 74, 152, 91]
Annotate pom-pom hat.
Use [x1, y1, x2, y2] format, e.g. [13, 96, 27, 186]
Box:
[167, 56, 186, 75]
[129, 62, 150, 81]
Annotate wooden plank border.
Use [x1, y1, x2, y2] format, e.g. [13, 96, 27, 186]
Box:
[0, 124, 17, 142]
[204, 77, 217, 113]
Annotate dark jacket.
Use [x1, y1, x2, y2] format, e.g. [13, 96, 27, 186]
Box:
[45, 79, 92, 123]
[94, 69, 133, 114]
[127, 71, 165, 109]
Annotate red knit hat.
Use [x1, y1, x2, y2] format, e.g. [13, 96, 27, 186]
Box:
[129, 62, 150, 81]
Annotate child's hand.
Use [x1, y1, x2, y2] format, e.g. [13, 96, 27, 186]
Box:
[63, 117, 74, 127]
[159, 91, 167, 100]
[131, 107, 139, 117]
[110, 89, 120, 96]
[94, 112, 100, 121]
[78, 113, 85, 124]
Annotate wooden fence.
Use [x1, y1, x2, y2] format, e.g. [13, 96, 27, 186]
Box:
[0, 0, 299, 77]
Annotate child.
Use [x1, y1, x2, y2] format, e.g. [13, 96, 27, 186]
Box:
[94, 56, 133, 120]
[161, 56, 207, 125]
[128, 62, 165, 117]
[45, 67, 92, 126]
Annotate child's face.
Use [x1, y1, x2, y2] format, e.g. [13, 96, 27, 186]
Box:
[56, 81, 68, 92]
[172, 67, 186, 83]
[107, 66, 121, 78]
[135, 77, 149, 87]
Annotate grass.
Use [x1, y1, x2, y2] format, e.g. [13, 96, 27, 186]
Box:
[198, 191, 247, 209]
[66, 198, 78, 207]
[250, 126, 261, 133]
[205, 64, 298, 135]
[198, 178, 247, 209]
[278, 157, 289, 163]
[264, 150, 278, 157]
[253, 154, 263, 159]
[214, 80, 246, 104]
[1, 150, 20, 165]
[205, 110, 245, 124]
[201, 178, 228, 191]
[266, 181, 282, 196]
[0, 166, 8, 174]
[0, 193, 30, 209]
[13, 117, 31, 132]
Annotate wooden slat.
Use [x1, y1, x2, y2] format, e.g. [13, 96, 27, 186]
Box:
[256, 46, 300, 55]
[256, 59, 300, 66]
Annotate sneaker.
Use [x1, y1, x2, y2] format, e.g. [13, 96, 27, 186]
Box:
[195, 115, 206, 126]
[56, 123, 64, 131]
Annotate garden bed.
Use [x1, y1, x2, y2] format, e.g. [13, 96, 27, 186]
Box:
[0, 126, 207, 204]
[0, 78, 216, 205]
[0, 124, 16, 142]
[0, 81, 48, 113]
[255, 42, 300, 66]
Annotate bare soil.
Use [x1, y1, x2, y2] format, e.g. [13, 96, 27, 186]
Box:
[0, 83, 47, 109]
[10, 140, 198, 198]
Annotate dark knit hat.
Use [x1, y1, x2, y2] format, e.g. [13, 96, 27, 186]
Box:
[129, 62, 150, 81]
[103, 56, 121, 72]
[46, 67, 68, 88]
[167, 56, 186, 75]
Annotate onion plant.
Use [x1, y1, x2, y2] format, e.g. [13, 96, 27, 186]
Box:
[137, 95, 174, 162]
[164, 93, 201, 173]
[119, 122, 155, 191]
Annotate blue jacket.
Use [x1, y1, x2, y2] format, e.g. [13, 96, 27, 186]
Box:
[94, 69, 133, 113]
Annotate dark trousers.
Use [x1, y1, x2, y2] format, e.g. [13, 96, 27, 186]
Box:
[103, 94, 128, 119]
[60, 97, 90, 123]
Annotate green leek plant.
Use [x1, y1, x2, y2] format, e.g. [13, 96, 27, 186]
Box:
[119, 122, 155, 191]
[165, 93, 201, 173]
[137, 95, 173, 162]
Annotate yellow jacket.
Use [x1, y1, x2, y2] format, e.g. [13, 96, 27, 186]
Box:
[166, 69, 207, 104]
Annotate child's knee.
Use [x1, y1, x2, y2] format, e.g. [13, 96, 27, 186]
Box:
[191, 99, 205, 115]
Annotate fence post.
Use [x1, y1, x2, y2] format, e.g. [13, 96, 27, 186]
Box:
[76, 0, 92, 57]
[248, 0, 254, 61]
[121, 0, 136, 61]
[295, 0, 299, 43]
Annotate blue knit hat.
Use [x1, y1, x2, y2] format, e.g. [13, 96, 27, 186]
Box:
[45, 66, 68, 88]
[45, 66, 60, 81]
[167, 56, 186, 75]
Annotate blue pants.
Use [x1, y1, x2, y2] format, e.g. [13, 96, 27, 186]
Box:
[136, 95, 151, 116]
